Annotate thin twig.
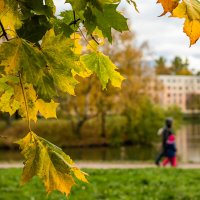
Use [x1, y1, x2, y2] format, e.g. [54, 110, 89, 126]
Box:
[90, 34, 100, 45]
[77, 26, 97, 51]
[69, 18, 81, 26]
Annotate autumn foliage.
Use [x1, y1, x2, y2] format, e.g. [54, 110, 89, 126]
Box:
[0, 0, 199, 198]
[158, 0, 200, 45]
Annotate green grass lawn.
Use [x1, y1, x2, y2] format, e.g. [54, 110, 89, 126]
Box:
[1, 168, 200, 200]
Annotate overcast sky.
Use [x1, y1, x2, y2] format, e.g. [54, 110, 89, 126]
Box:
[56, 0, 200, 72]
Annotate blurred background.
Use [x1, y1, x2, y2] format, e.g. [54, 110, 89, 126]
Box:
[0, 0, 200, 164]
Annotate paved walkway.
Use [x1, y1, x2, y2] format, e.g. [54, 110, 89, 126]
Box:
[1, 162, 200, 169]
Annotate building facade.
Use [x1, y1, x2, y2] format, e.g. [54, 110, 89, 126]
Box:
[156, 75, 200, 113]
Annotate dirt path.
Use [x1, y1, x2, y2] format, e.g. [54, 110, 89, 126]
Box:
[1, 162, 200, 169]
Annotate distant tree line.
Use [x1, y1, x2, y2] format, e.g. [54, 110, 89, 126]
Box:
[155, 56, 193, 75]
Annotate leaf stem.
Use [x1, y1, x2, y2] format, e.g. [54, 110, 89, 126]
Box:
[90, 34, 100, 45]
[0, 21, 9, 41]
[77, 26, 97, 52]
[19, 72, 32, 132]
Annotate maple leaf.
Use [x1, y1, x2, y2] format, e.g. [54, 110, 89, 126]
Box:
[84, 4, 128, 42]
[81, 52, 125, 89]
[157, 0, 179, 16]
[17, 132, 88, 197]
[172, 0, 200, 45]
[41, 29, 79, 95]
[183, 18, 200, 45]
[0, 38, 46, 83]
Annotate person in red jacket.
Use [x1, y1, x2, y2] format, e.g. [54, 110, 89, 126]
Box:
[155, 118, 173, 166]
[162, 133, 177, 167]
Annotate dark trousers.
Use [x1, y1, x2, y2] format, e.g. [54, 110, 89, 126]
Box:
[155, 151, 165, 165]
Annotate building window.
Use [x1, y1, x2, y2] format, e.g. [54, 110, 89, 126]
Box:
[174, 99, 176, 103]
[168, 94, 170, 97]
[179, 86, 182, 90]
[168, 86, 170, 90]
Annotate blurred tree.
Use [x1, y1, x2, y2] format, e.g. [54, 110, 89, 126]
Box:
[170, 56, 192, 75]
[102, 31, 164, 143]
[186, 94, 200, 110]
[58, 31, 182, 144]
[155, 56, 171, 75]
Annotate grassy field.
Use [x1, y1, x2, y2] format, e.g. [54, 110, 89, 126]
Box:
[1, 168, 200, 200]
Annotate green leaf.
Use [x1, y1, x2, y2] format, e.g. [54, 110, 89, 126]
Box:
[81, 52, 125, 89]
[17, 15, 52, 43]
[84, 4, 128, 42]
[17, 131, 88, 197]
[41, 29, 80, 95]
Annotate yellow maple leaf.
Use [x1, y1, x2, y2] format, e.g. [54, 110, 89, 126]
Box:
[157, 0, 179, 16]
[17, 132, 88, 197]
[172, 0, 200, 45]
[37, 99, 59, 119]
[184, 18, 200, 45]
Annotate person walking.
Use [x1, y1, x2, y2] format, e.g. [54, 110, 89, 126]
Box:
[155, 118, 174, 166]
[162, 133, 177, 167]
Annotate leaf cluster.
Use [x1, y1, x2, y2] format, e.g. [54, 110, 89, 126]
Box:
[0, 0, 134, 197]
[158, 0, 200, 45]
